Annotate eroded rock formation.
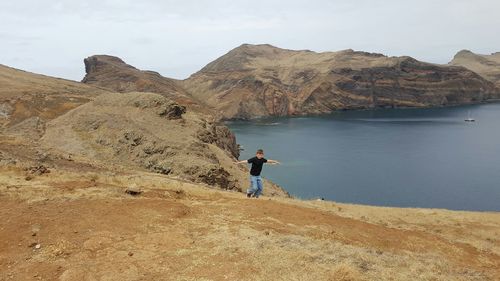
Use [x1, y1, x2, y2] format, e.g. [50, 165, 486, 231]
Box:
[82, 55, 209, 113]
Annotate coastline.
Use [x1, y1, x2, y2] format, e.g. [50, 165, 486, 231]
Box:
[227, 102, 500, 212]
[223, 98, 500, 123]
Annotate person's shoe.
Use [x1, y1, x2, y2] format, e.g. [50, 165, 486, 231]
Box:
[246, 193, 252, 198]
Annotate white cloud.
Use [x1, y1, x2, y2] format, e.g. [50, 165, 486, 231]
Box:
[1, 0, 499, 80]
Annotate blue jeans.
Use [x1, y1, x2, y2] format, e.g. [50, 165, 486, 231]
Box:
[247, 175, 263, 198]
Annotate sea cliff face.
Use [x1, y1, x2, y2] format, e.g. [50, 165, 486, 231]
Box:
[183, 44, 499, 119]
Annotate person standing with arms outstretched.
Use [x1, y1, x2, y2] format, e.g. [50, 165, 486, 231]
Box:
[237, 149, 280, 198]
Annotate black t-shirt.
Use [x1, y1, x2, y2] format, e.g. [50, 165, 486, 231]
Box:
[248, 157, 267, 176]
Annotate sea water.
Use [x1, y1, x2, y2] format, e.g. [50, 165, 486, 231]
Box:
[228, 103, 500, 211]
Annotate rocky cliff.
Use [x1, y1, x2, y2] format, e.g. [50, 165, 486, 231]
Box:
[183, 44, 500, 119]
[450, 50, 500, 88]
[82, 55, 210, 114]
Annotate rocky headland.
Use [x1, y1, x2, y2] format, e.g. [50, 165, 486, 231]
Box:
[183, 44, 500, 119]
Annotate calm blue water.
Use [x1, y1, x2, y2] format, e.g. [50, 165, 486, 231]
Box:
[228, 103, 500, 211]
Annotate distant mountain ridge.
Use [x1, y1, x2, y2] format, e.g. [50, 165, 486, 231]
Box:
[182, 44, 499, 119]
[79, 45, 500, 120]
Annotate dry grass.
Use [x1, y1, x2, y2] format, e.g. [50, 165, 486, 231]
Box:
[328, 263, 364, 281]
[0, 166, 499, 281]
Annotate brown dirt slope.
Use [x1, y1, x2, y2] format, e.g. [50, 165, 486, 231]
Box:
[0, 166, 499, 281]
[183, 44, 500, 119]
[0, 64, 109, 129]
[450, 50, 500, 88]
[38, 91, 285, 195]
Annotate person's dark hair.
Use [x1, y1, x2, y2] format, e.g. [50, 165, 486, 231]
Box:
[256, 149, 264, 154]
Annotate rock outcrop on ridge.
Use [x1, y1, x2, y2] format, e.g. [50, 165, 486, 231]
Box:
[82, 55, 211, 114]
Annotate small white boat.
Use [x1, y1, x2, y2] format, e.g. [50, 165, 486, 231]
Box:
[465, 111, 475, 122]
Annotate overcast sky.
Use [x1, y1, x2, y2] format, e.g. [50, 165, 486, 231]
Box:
[1, 0, 499, 81]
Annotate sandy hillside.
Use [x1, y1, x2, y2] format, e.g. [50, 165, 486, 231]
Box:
[0, 64, 109, 128]
[1, 165, 499, 281]
[450, 50, 500, 87]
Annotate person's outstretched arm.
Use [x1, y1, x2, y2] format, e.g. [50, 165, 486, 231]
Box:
[267, 159, 281, 165]
[236, 160, 248, 164]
